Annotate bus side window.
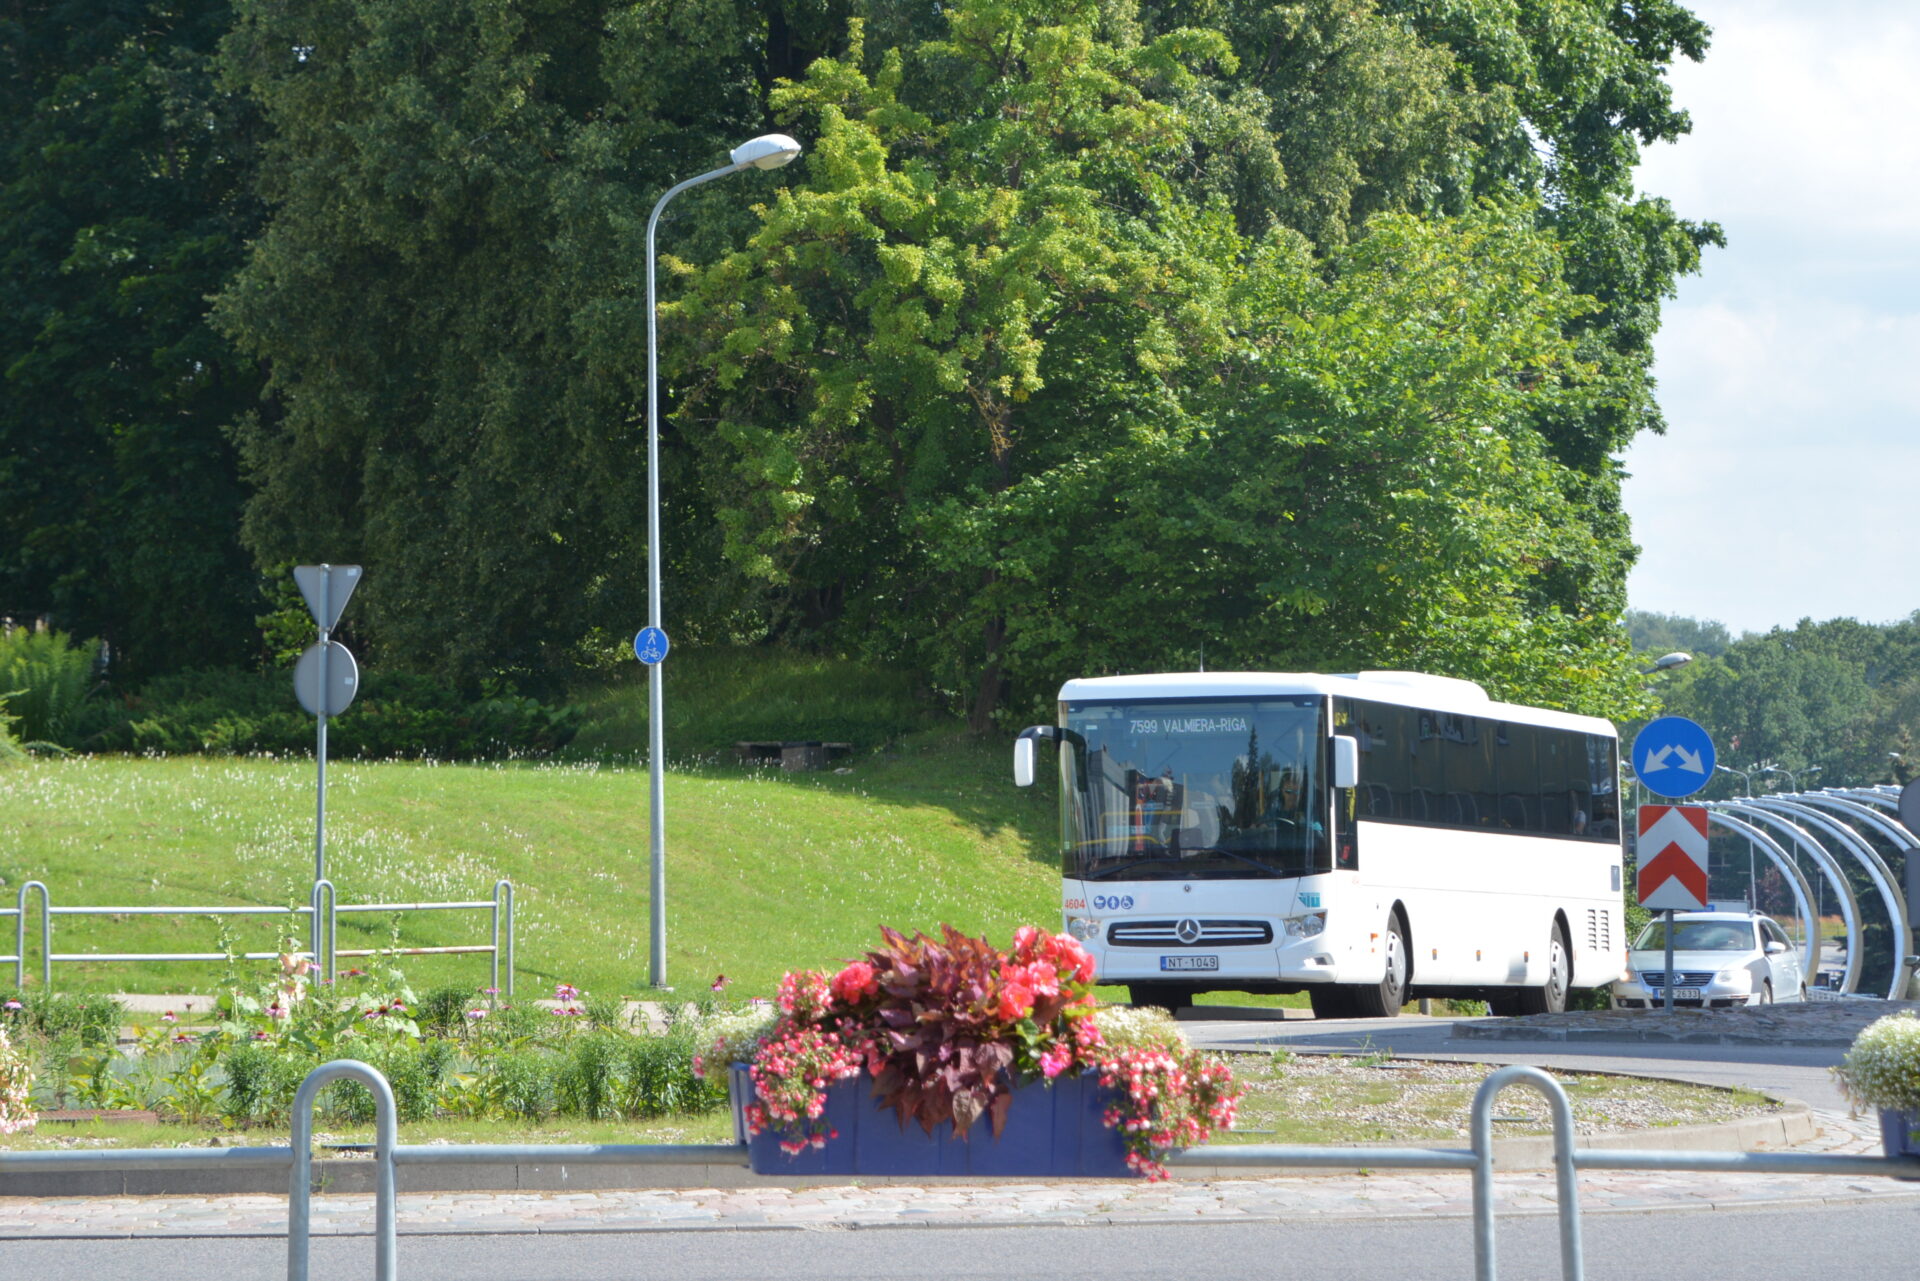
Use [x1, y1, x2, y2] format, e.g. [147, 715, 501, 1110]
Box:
[1586, 735, 1619, 838]
[1498, 723, 1541, 833]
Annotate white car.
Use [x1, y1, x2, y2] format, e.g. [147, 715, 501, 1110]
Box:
[1610, 910, 1806, 1009]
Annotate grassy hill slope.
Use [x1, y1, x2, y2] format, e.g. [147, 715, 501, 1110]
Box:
[1, 736, 1063, 999]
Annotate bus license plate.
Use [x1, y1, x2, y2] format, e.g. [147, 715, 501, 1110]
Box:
[1161, 955, 1218, 972]
[1669, 987, 1702, 1000]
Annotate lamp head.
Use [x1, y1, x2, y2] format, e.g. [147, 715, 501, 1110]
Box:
[1647, 651, 1692, 674]
[730, 134, 803, 170]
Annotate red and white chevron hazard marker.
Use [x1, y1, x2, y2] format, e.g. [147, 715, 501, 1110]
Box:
[1637, 804, 1709, 911]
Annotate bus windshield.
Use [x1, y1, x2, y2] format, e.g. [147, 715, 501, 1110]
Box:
[1060, 697, 1329, 881]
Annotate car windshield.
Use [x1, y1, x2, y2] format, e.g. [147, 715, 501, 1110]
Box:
[1058, 696, 1329, 881]
[1633, 920, 1755, 952]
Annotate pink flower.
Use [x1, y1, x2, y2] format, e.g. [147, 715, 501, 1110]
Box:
[711, 974, 730, 992]
[1039, 1046, 1073, 1079]
[161, 1011, 177, 1023]
[555, 983, 579, 1002]
[267, 1003, 287, 1020]
[466, 1009, 486, 1020]
[3, 1000, 20, 1011]
[829, 961, 878, 1005]
[253, 1030, 270, 1040]
[996, 981, 1035, 1022]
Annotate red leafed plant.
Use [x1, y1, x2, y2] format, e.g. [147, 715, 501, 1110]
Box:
[833, 924, 1100, 1139]
[708, 923, 1238, 1178]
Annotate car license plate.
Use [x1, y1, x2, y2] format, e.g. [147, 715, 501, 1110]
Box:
[1161, 954, 1219, 972]
[1669, 987, 1702, 1000]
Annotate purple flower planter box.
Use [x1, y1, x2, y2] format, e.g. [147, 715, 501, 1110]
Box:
[740, 1068, 1133, 1177]
[1878, 1108, 1920, 1167]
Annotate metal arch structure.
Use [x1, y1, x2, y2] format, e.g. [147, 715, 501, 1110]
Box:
[1741, 796, 1911, 1000]
[1696, 810, 1820, 979]
[1708, 801, 1865, 994]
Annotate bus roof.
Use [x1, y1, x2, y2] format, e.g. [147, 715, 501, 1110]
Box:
[1054, 671, 1616, 737]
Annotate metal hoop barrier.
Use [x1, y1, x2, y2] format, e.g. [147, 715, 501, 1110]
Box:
[10, 881, 51, 988]
[491, 878, 515, 998]
[3, 879, 512, 993]
[2, 1060, 1918, 1281]
[289, 1060, 397, 1281]
[309, 878, 336, 985]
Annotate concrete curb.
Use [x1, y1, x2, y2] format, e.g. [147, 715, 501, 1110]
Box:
[0, 1101, 1816, 1197]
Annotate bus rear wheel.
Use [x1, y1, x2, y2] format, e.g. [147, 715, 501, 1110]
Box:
[1344, 915, 1409, 1019]
[1515, 924, 1570, 1016]
[1128, 983, 1195, 1012]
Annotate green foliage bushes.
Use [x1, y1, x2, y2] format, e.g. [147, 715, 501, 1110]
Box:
[0, 629, 100, 748]
[81, 668, 578, 759]
[3, 965, 726, 1131]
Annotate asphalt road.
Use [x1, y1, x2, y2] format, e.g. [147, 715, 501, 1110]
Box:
[1177, 1009, 1854, 1114]
[6, 1199, 1919, 1281]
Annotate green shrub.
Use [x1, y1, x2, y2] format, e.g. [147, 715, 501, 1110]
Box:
[219, 1042, 276, 1123]
[0, 989, 123, 1049]
[490, 1050, 553, 1120]
[555, 1033, 622, 1120]
[85, 667, 578, 759]
[416, 984, 475, 1038]
[569, 645, 943, 759]
[583, 992, 627, 1032]
[0, 628, 99, 747]
[619, 1030, 719, 1119]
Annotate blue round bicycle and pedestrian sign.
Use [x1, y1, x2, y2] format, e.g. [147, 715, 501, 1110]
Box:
[633, 626, 670, 665]
[1631, 715, 1716, 799]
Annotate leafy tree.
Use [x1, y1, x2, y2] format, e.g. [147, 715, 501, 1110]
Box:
[0, 1, 264, 679]
[685, 1, 1649, 724]
[1625, 609, 1736, 660]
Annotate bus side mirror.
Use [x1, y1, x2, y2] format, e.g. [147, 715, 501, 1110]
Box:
[1332, 735, 1359, 789]
[1014, 725, 1058, 787]
[1014, 737, 1036, 787]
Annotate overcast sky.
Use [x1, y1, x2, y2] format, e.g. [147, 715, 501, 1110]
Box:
[1620, 0, 1920, 636]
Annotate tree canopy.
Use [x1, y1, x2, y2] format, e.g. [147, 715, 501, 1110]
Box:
[3, 0, 1719, 726]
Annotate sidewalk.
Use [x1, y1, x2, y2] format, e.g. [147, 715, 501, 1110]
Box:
[1, 1108, 1910, 1239]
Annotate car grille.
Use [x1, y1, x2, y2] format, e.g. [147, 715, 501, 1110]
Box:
[1106, 920, 1274, 948]
[1638, 970, 1714, 988]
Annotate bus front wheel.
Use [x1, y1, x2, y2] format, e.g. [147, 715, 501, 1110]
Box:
[1129, 983, 1195, 1012]
[1344, 915, 1409, 1019]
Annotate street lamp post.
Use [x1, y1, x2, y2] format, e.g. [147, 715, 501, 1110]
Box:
[643, 133, 802, 991]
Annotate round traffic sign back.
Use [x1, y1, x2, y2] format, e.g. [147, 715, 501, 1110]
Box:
[294, 640, 359, 716]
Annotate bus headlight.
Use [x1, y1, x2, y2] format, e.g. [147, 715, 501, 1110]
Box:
[1066, 916, 1102, 942]
[1285, 912, 1327, 939]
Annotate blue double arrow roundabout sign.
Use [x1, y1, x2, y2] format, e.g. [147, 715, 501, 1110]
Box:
[1631, 715, 1716, 800]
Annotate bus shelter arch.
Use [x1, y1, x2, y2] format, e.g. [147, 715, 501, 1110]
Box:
[1699, 810, 1819, 977]
[1741, 797, 1909, 1000]
[1709, 802, 1864, 994]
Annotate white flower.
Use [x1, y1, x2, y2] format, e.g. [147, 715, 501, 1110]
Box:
[1835, 1011, 1920, 1113]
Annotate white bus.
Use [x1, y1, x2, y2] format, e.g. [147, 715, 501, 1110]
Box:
[1013, 671, 1627, 1018]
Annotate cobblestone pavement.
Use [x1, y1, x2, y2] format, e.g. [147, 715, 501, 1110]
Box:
[0, 1109, 1910, 1240]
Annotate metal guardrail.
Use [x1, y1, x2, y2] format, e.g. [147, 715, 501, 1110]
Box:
[7, 879, 514, 995]
[2, 1060, 1917, 1279]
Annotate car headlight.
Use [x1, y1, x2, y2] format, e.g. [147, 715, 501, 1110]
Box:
[1715, 966, 1750, 987]
[1285, 911, 1327, 939]
[1066, 916, 1102, 942]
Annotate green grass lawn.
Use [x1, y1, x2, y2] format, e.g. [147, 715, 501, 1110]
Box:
[0, 733, 1062, 1001]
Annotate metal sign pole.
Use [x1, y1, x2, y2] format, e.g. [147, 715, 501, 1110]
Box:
[316, 577, 330, 887]
[1663, 909, 1676, 1013]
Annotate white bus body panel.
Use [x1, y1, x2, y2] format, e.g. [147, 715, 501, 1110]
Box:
[1056, 671, 1627, 995]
